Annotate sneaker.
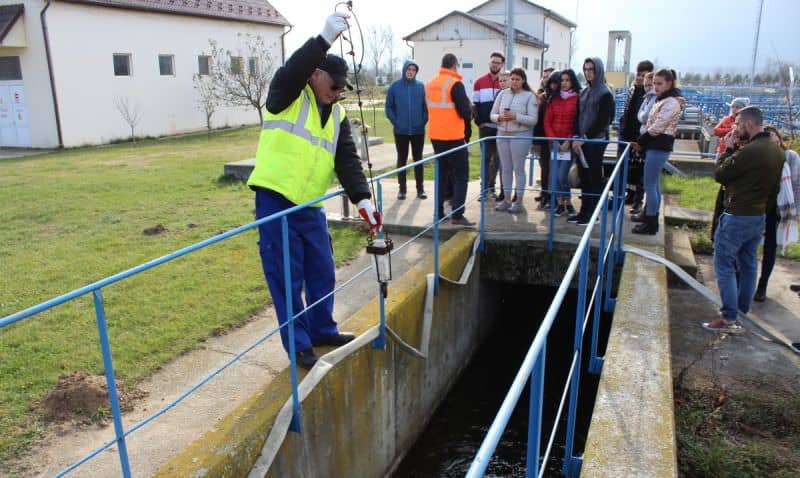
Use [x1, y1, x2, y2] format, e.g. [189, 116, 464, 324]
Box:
[566, 204, 576, 216]
[576, 216, 590, 226]
[451, 216, 476, 227]
[791, 343, 800, 355]
[566, 214, 581, 223]
[398, 191, 406, 200]
[417, 191, 427, 199]
[554, 204, 566, 217]
[701, 318, 745, 334]
[495, 200, 512, 212]
[508, 202, 525, 214]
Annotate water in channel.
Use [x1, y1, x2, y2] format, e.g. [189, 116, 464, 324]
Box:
[392, 284, 609, 477]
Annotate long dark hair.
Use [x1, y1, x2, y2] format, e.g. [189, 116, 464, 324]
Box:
[510, 67, 532, 91]
[560, 68, 581, 93]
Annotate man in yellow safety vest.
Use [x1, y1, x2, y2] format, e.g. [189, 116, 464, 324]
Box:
[247, 12, 381, 370]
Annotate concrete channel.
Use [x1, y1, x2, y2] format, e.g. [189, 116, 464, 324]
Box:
[154, 228, 677, 477]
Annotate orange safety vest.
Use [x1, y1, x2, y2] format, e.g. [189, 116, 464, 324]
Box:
[425, 68, 465, 141]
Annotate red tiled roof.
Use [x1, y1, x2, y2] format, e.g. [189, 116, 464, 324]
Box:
[58, 0, 290, 27]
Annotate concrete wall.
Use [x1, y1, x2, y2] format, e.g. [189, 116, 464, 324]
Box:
[581, 245, 677, 477]
[43, 3, 284, 147]
[155, 231, 498, 478]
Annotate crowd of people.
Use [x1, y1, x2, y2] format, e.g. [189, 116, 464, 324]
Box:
[247, 9, 799, 369]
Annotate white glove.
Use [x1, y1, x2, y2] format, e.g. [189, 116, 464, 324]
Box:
[320, 12, 349, 46]
[357, 198, 382, 237]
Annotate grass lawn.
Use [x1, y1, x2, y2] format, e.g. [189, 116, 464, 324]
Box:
[662, 174, 800, 260]
[0, 126, 366, 461]
[675, 377, 800, 477]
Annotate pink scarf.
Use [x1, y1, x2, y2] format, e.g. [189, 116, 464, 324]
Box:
[560, 89, 578, 100]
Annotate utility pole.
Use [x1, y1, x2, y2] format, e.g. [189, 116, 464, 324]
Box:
[505, 0, 514, 68]
[749, 0, 764, 88]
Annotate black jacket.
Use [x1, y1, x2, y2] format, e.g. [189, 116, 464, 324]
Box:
[450, 81, 473, 141]
[619, 85, 645, 140]
[263, 36, 370, 204]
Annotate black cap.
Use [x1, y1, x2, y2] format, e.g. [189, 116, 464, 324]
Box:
[319, 54, 354, 91]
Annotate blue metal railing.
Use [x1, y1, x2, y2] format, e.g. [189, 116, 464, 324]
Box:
[467, 139, 631, 478]
[1, 135, 628, 477]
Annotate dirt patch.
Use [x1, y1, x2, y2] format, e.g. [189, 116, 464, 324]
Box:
[36, 371, 147, 425]
[143, 224, 168, 236]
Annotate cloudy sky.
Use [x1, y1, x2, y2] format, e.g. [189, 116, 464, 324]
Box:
[268, 0, 799, 75]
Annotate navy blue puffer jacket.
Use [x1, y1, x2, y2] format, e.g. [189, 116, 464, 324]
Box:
[385, 60, 428, 135]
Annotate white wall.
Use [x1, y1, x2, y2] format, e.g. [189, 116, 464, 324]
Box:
[543, 17, 572, 72]
[411, 39, 506, 91]
[46, 3, 284, 147]
[470, 0, 546, 40]
[0, 0, 60, 148]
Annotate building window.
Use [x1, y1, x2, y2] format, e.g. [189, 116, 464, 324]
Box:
[230, 56, 243, 74]
[198, 55, 210, 76]
[248, 57, 258, 75]
[534, 59, 540, 71]
[522, 57, 528, 69]
[159, 55, 175, 76]
[113, 54, 132, 76]
[0, 56, 22, 80]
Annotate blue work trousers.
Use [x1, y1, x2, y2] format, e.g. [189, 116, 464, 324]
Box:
[713, 213, 765, 321]
[256, 189, 339, 354]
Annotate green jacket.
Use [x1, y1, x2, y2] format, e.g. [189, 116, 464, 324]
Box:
[715, 132, 784, 216]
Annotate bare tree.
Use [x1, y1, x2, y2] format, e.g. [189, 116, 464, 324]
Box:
[366, 25, 393, 82]
[193, 74, 219, 134]
[207, 33, 276, 124]
[383, 26, 398, 83]
[114, 97, 141, 141]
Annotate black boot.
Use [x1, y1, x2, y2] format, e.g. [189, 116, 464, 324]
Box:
[753, 280, 767, 302]
[624, 188, 635, 205]
[631, 211, 646, 223]
[632, 215, 658, 235]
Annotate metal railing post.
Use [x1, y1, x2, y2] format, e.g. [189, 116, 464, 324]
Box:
[373, 180, 387, 349]
[547, 142, 559, 252]
[589, 196, 608, 375]
[92, 289, 131, 478]
[479, 139, 486, 252]
[433, 158, 440, 296]
[562, 247, 589, 478]
[526, 343, 546, 478]
[282, 217, 302, 433]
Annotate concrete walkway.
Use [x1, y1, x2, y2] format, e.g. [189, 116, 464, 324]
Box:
[8, 235, 433, 478]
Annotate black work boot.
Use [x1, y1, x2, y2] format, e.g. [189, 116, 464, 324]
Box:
[632, 215, 658, 235]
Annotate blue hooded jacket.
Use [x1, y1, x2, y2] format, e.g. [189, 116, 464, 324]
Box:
[385, 60, 428, 135]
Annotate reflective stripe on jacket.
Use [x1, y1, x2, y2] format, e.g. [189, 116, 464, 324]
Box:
[426, 68, 465, 141]
[247, 84, 344, 206]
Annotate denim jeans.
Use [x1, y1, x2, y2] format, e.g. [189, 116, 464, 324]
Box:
[713, 213, 765, 321]
[643, 148, 670, 216]
[552, 146, 574, 202]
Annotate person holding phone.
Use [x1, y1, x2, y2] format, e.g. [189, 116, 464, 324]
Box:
[490, 68, 538, 213]
[544, 68, 581, 217]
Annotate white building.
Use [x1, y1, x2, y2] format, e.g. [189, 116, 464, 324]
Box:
[0, 0, 289, 148]
[403, 0, 575, 90]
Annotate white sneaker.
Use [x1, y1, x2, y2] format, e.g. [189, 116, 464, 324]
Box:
[495, 200, 512, 211]
[508, 202, 525, 214]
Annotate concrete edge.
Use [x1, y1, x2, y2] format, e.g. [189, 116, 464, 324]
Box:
[665, 229, 698, 285]
[580, 244, 678, 478]
[152, 231, 478, 478]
